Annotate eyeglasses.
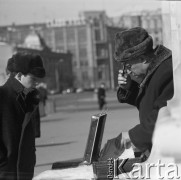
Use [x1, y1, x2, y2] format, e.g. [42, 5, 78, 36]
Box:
[122, 63, 132, 73]
[125, 64, 132, 71]
[28, 74, 41, 84]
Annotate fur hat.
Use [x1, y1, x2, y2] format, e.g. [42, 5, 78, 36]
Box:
[114, 27, 153, 62]
[7, 52, 46, 78]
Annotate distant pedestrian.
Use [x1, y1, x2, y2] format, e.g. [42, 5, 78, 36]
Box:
[0, 52, 46, 180]
[97, 83, 106, 110]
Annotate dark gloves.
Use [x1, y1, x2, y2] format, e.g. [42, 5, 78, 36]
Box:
[25, 88, 40, 111]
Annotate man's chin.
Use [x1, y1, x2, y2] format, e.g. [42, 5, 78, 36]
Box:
[131, 74, 144, 84]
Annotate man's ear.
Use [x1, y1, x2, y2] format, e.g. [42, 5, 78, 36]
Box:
[15, 72, 22, 81]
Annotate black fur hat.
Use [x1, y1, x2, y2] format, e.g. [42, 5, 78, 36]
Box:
[114, 27, 153, 62]
[7, 52, 46, 78]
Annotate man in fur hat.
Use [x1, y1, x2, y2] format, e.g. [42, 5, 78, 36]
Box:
[0, 52, 46, 180]
[100, 27, 174, 160]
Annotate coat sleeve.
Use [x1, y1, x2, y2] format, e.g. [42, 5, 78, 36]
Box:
[0, 91, 22, 178]
[129, 75, 174, 151]
[117, 80, 139, 106]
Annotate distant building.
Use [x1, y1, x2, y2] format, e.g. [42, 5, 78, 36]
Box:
[43, 11, 115, 89]
[16, 32, 73, 92]
[141, 9, 163, 47]
[0, 11, 119, 89]
[117, 9, 162, 47]
[43, 11, 125, 89]
[0, 23, 46, 46]
[0, 9, 163, 89]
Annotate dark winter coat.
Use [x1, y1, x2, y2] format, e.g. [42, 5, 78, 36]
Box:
[0, 76, 39, 180]
[117, 45, 174, 151]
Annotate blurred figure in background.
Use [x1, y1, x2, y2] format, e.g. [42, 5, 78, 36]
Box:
[97, 82, 107, 110]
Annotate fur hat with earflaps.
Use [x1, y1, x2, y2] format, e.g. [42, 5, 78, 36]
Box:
[114, 27, 153, 62]
[7, 52, 46, 78]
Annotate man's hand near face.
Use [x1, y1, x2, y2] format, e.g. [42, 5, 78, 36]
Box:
[118, 69, 132, 89]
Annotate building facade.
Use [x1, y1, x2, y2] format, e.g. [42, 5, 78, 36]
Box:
[117, 9, 163, 47]
[0, 9, 163, 90]
[0, 11, 120, 89]
[43, 11, 115, 89]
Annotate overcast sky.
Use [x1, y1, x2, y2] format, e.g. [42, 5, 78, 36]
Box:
[0, 0, 161, 26]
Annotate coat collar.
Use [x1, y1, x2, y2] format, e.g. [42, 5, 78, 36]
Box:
[6, 75, 25, 95]
[139, 45, 172, 88]
[5, 76, 26, 113]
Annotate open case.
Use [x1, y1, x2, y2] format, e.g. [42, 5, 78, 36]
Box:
[52, 112, 107, 169]
[52, 112, 147, 179]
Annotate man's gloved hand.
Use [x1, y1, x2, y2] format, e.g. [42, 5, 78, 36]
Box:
[99, 132, 131, 161]
[25, 88, 40, 111]
[25, 88, 40, 105]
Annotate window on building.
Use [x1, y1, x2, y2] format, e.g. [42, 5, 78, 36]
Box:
[67, 46, 76, 62]
[78, 27, 87, 43]
[97, 47, 107, 58]
[54, 28, 64, 45]
[98, 69, 103, 80]
[85, 61, 88, 66]
[157, 18, 162, 29]
[56, 46, 65, 52]
[67, 27, 75, 43]
[79, 45, 87, 58]
[93, 18, 100, 27]
[73, 61, 77, 66]
[142, 19, 147, 29]
[80, 61, 84, 66]
[82, 71, 88, 81]
[83, 61, 88, 67]
[94, 29, 101, 41]
[101, 49, 107, 57]
[80, 60, 88, 67]
[150, 19, 155, 29]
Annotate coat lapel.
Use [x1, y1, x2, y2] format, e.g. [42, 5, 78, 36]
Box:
[139, 45, 172, 89]
[136, 45, 172, 103]
[16, 93, 26, 114]
[22, 106, 38, 130]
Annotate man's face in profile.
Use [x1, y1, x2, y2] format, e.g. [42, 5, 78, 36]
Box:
[124, 59, 148, 82]
[20, 73, 40, 89]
